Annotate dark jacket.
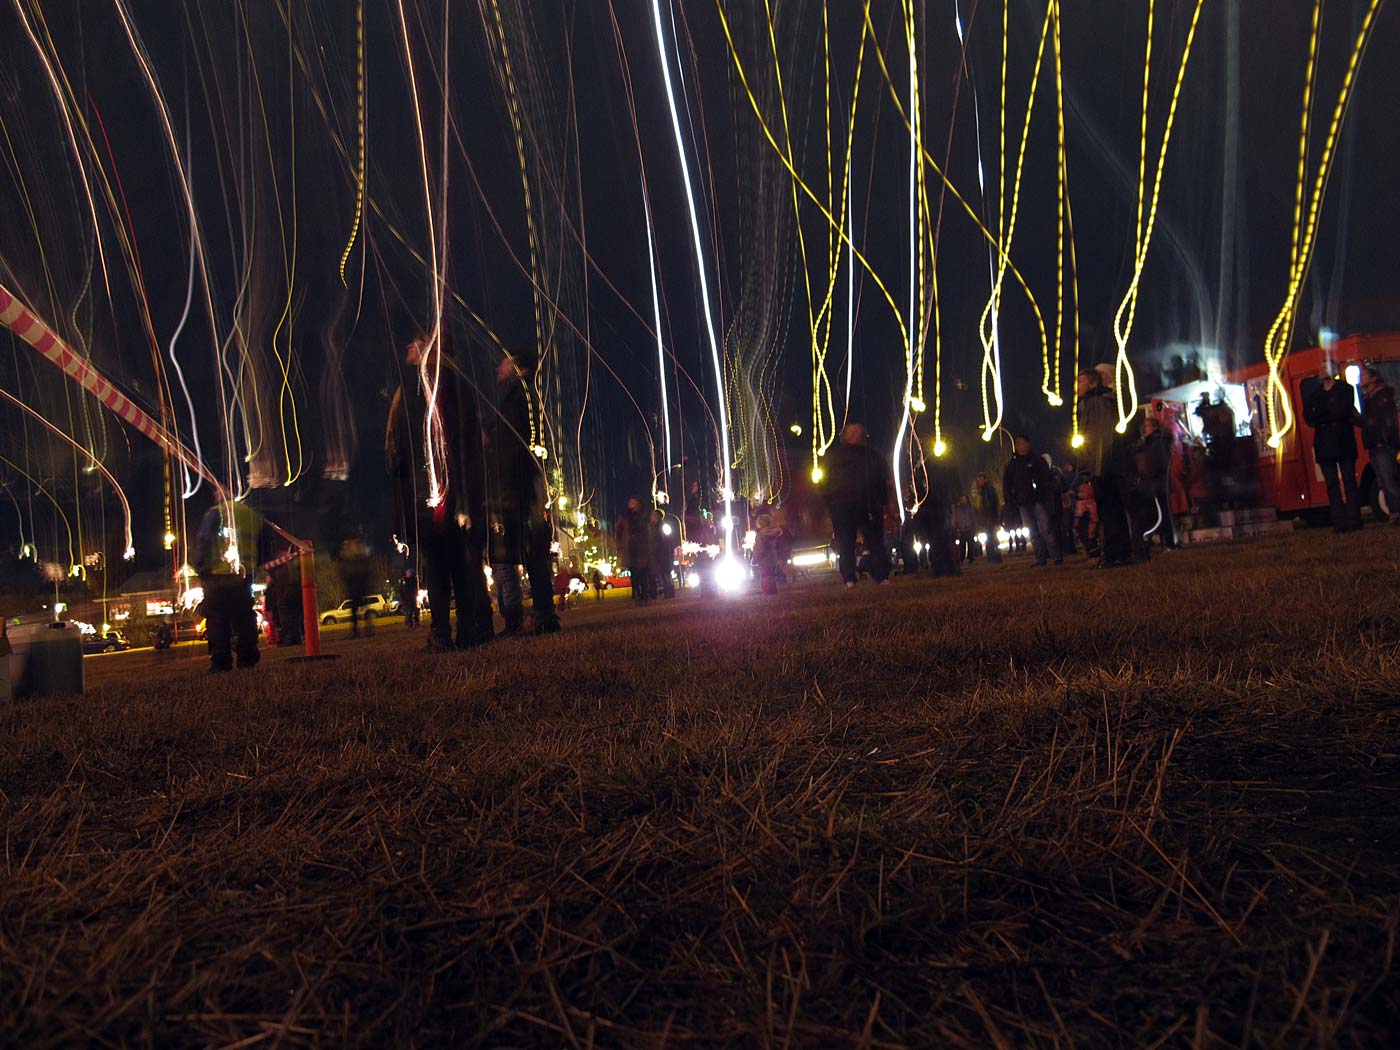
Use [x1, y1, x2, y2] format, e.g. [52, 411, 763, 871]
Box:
[386, 358, 486, 533]
[1303, 381, 1359, 462]
[972, 481, 1000, 528]
[193, 502, 264, 580]
[489, 374, 547, 518]
[1359, 380, 1400, 450]
[615, 507, 652, 568]
[821, 441, 890, 510]
[1003, 452, 1053, 507]
[1136, 431, 1172, 485]
[1076, 387, 1117, 477]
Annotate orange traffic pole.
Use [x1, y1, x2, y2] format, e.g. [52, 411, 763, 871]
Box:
[300, 546, 321, 658]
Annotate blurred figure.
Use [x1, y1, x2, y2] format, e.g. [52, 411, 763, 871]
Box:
[972, 472, 1002, 564]
[1358, 365, 1400, 522]
[649, 509, 676, 599]
[1074, 474, 1101, 558]
[752, 512, 788, 594]
[952, 496, 977, 563]
[916, 456, 959, 577]
[1196, 393, 1238, 511]
[1078, 368, 1142, 566]
[488, 349, 560, 635]
[821, 423, 891, 587]
[1137, 417, 1177, 548]
[400, 567, 420, 627]
[590, 565, 605, 601]
[1304, 366, 1363, 532]
[337, 531, 374, 638]
[387, 331, 493, 652]
[616, 495, 653, 606]
[1057, 460, 1079, 555]
[193, 500, 263, 672]
[1003, 435, 1062, 566]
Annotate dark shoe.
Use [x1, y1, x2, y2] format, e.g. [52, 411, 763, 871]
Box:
[425, 633, 454, 653]
[533, 620, 561, 636]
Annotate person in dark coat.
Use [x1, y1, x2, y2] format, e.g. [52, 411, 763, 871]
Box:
[193, 500, 264, 672]
[820, 423, 891, 586]
[971, 472, 1002, 563]
[485, 349, 559, 634]
[1303, 368, 1363, 532]
[649, 509, 676, 598]
[1078, 368, 1146, 566]
[1136, 417, 1176, 548]
[615, 496, 653, 605]
[952, 496, 977, 563]
[1002, 435, 1062, 566]
[386, 331, 493, 651]
[915, 458, 960, 577]
[1196, 393, 1238, 510]
[1359, 365, 1400, 522]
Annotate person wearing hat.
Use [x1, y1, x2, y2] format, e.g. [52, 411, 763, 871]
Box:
[1303, 364, 1363, 532]
[487, 349, 560, 633]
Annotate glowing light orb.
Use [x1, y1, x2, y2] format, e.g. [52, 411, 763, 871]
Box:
[557, 495, 569, 509]
[715, 557, 747, 593]
[1071, 434, 1085, 449]
[1046, 393, 1064, 407]
[908, 395, 926, 413]
[123, 547, 136, 561]
[790, 424, 802, 436]
[661, 523, 673, 536]
[932, 439, 948, 457]
[163, 532, 176, 550]
[811, 466, 824, 484]
[1267, 434, 1282, 450]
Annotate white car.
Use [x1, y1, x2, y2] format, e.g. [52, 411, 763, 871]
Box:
[320, 594, 397, 626]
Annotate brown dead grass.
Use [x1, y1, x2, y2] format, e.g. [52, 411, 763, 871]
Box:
[3, 529, 1400, 1047]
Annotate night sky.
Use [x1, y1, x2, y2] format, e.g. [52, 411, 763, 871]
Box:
[1, 0, 1397, 577]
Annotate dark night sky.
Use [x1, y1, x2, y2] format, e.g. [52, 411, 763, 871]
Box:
[1, 0, 1397, 573]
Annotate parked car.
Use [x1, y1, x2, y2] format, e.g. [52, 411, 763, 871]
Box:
[319, 594, 397, 626]
[82, 631, 130, 655]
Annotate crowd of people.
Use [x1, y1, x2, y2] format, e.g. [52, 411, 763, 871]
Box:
[190, 352, 1398, 671]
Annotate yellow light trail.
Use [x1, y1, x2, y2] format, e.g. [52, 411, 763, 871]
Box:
[338, 0, 367, 287]
[1261, 0, 1382, 449]
[1109, 0, 1206, 433]
[977, 0, 1054, 442]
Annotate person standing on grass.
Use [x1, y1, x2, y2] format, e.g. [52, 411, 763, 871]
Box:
[192, 500, 263, 673]
[752, 512, 788, 594]
[1077, 367, 1139, 566]
[487, 349, 560, 635]
[1304, 366, 1363, 533]
[821, 423, 891, 587]
[1358, 365, 1400, 522]
[590, 566, 605, 601]
[971, 472, 1002, 563]
[649, 509, 676, 599]
[1003, 435, 1062, 566]
[1137, 417, 1177, 548]
[616, 495, 653, 605]
[387, 331, 493, 652]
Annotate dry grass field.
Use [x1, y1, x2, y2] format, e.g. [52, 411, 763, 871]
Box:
[3, 529, 1400, 1047]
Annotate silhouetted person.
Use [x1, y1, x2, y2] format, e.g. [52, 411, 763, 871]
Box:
[386, 330, 492, 651]
[1137, 417, 1176, 548]
[616, 496, 653, 605]
[1304, 367, 1362, 532]
[193, 500, 263, 672]
[821, 423, 890, 587]
[972, 473, 1002, 563]
[487, 349, 560, 634]
[1359, 365, 1400, 522]
[1003, 435, 1062, 566]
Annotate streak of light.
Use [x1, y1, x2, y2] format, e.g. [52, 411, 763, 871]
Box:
[1109, 0, 1206, 433]
[1262, 0, 1383, 449]
[338, 0, 367, 286]
[651, 0, 736, 548]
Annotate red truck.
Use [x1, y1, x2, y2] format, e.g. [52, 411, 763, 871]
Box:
[1150, 332, 1400, 520]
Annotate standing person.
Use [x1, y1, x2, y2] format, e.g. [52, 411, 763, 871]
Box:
[1002, 435, 1062, 566]
[1077, 367, 1135, 566]
[649, 509, 676, 599]
[952, 496, 977, 563]
[1057, 461, 1079, 555]
[1303, 366, 1363, 532]
[400, 567, 420, 626]
[1137, 417, 1177, 548]
[487, 349, 561, 635]
[590, 566, 605, 601]
[1359, 365, 1400, 522]
[972, 473, 1002, 564]
[615, 496, 653, 605]
[192, 500, 263, 673]
[917, 458, 960, 577]
[752, 512, 787, 594]
[821, 423, 891, 587]
[337, 531, 375, 638]
[386, 331, 493, 652]
[1196, 393, 1239, 511]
